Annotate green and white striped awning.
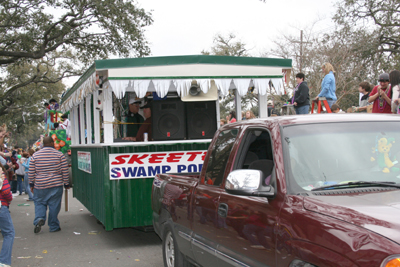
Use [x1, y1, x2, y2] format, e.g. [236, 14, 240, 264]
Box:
[60, 55, 292, 111]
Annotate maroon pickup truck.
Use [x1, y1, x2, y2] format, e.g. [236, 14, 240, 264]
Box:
[152, 114, 400, 267]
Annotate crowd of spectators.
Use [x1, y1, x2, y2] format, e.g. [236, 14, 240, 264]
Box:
[0, 145, 36, 266]
[0, 135, 70, 266]
[224, 63, 400, 119]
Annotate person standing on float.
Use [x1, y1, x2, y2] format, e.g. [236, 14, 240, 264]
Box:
[389, 70, 400, 114]
[315, 63, 337, 108]
[368, 73, 392, 114]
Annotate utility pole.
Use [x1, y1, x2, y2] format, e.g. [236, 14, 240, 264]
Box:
[293, 30, 310, 73]
[300, 30, 303, 73]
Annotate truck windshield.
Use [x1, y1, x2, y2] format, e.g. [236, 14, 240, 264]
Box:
[283, 122, 400, 193]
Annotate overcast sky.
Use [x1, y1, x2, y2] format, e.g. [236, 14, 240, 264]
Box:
[138, 0, 337, 57]
[65, 0, 336, 87]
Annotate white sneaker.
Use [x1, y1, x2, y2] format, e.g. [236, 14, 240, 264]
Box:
[0, 263, 11, 267]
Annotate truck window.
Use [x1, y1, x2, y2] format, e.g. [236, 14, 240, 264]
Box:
[283, 122, 400, 194]
[205, 129, 238, 186]
[236, 129, 274, 185]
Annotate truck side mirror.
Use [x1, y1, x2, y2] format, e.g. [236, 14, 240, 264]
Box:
[225, 169, 275, 198]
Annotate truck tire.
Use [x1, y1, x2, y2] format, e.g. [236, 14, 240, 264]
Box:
[162, 225, 191, 267]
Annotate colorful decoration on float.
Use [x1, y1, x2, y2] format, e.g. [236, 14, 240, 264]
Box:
[49, 110, 63, 123]
[49, 129, 71, 154]
[45, 110, 69, 134]
[32, 138, 42, 150]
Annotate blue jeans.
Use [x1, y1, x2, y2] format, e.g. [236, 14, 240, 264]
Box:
[295, 105, 310, 114]
[0, 206, 15, 266]
[327, 100, 336, 108]
[24, 173, 34, 200]
[33, 186, 63, 232]
[17, 174, 24, 194]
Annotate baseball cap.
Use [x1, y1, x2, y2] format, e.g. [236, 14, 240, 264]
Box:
[378, 73, 389, 82]
[129, 98, 141, 105]
[267, 100, 273, 105]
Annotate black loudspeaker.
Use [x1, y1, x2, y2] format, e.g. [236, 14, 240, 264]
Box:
[186, 101, 217, 139]
[152, 99, 186, 140]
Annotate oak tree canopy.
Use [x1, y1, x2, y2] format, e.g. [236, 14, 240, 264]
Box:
[0, 0, 153, 116]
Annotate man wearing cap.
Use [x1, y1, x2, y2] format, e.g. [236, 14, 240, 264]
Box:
[369, 73, 392, 114]
[126, 99, 144, 138]
[267, 100, 278, 117]
[123, 102, 152, 141]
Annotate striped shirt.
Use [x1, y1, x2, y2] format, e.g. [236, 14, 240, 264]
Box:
[28, 147, 69, 189]
[0, 175, 12, 207]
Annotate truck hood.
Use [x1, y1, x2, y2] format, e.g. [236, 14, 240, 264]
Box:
[303, 189, 400, 245]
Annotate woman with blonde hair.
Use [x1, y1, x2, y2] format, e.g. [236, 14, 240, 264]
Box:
[245, 110, 256, 119]
[315, 62, 337, 108]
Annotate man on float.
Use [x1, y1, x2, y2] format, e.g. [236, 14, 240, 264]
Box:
[123, 101, 152, 141]
[126, 99, 144, 138]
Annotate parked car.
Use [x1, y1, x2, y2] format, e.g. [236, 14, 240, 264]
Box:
[152, 114, 400, 267]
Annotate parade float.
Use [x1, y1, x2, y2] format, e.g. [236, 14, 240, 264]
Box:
[42, 107, 71, 153]
[60, 55, 292, 231]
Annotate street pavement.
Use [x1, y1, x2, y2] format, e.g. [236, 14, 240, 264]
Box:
[4, 189, 163, 267]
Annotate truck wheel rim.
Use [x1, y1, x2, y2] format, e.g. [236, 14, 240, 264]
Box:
[165, 231, 175, 267]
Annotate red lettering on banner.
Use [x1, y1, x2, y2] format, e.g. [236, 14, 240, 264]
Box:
[186, 152, 202, 162]
[148, 153, 167, 164]
[201, 152, 207, 161]
[166, 153, 184, 163]
[111, 155, 130, 165]
[128, 154, 149, 164]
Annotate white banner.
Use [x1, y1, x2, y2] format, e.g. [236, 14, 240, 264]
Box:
[78, 151, 91, 174]
[109, 150, 207, 180]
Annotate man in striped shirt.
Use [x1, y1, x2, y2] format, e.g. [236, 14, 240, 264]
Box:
[29, 136, 69, 234]
[0, 170, 14, 267]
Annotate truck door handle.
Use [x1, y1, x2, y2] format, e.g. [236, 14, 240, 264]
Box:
[218, 203, 228, 218]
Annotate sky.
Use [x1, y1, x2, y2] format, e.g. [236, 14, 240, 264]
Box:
[137, 0, 337, 57]
[65, 0, 337, 87]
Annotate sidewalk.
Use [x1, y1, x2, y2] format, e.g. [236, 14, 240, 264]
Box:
[4, 189, 163, 267]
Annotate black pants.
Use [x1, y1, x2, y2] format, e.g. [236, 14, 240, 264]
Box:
[11, 180, 17, 193]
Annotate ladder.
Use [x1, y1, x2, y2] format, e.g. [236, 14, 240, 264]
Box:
[311, 97, 332, 113]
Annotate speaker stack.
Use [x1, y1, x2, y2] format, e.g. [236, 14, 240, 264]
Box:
[185, 101, 217, 139]
[152, 99, 186, 141]
[152, 99, 217, 141]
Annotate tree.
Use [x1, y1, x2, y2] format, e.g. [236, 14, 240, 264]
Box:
[202, 33, 249, 57]
[334, 0, 400, 57]
[265, 20, 391, 111]
[0, 0, 152, 64]
[1, 63, 65, 148]
[0, 0, 153, 116]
